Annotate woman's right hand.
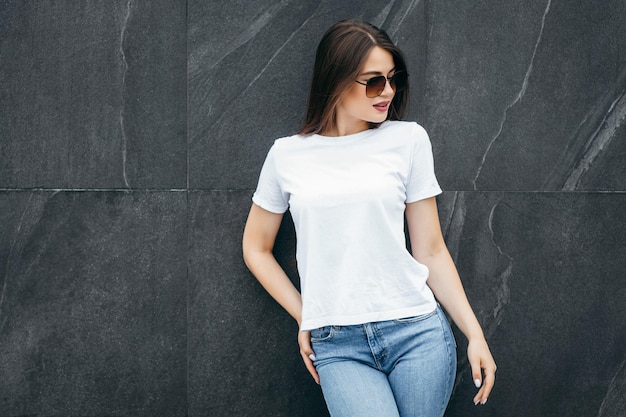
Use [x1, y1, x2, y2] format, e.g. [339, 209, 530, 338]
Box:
[298, 330, 320, 384]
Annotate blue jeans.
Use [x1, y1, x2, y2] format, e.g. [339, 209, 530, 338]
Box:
[310, 306, 457, 417]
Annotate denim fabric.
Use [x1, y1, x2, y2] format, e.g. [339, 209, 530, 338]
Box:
[310, 306, 456, 417]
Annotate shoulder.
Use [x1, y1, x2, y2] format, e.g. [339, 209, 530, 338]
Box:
[272, 132, 308, 148]
[265, 133, 308, 157]
[379, 121, 430, 143]
[380, 120, 427, 134]
[272, 133, 299, 147]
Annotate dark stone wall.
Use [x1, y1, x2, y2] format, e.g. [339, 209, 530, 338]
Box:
[1, 1, 624, 416]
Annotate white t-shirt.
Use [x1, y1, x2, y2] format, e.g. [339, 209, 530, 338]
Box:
[252, 120, 442, 331]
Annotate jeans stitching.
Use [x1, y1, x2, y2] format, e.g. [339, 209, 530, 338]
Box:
[310, 325, 335, 343]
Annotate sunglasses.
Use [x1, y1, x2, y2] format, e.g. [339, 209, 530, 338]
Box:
[354, 71, 408, 98]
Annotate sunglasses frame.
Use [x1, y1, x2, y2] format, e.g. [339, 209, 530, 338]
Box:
[354, 71, 408, 98]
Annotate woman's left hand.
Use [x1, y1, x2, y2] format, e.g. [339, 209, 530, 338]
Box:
[467, 337, 497, 405]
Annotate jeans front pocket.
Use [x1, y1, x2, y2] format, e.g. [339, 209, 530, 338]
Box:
[309, 326, 336, 342]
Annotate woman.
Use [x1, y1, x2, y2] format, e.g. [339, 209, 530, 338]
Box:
[242, 20, 496, 417]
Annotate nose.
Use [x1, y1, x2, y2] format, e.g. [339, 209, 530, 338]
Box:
[381, 78, 395, 97]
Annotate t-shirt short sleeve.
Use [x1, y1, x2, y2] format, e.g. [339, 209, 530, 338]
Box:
[252, 145, 289, 213]
[405, 124, 442, 203]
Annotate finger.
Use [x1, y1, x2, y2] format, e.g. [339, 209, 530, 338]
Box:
[300, 350, 320, 384]
[468, 355, 483, 390]
[298, 331, 320, 384]
[473, 364, 496, 405]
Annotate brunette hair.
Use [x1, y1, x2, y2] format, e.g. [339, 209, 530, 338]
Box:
[298, 20, 409, 135]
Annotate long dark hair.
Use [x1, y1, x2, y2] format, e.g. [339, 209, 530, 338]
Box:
[298, 20, 409, 135]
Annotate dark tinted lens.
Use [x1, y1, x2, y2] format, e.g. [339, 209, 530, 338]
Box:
[365, 75, 386, 97]
[390, 71, 407, 92]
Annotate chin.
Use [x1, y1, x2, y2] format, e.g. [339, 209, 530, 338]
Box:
[369, 114, 389, 124]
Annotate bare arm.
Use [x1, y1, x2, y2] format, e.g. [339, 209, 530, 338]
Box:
[406, 197, 496, 405]
[242, 203, 319, 383]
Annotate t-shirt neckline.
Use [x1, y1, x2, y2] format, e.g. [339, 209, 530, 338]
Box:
[310, 121, 390, 142]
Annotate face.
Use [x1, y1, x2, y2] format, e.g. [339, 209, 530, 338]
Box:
[333, 46, 396, 136]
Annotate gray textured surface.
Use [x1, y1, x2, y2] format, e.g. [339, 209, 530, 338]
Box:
[0, 191, 187, 415]
[424, 0, 626, 191]
[0, 1, 187, 189]
[1, 0, 625, 416]
[437, 192, 626, 416]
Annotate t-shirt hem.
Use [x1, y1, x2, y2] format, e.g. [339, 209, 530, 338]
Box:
[405, 186, 443, 204]
[251, 196, 288, 214]
[300, 301, 437, 331]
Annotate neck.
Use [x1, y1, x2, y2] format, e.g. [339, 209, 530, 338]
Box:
[322, 120, 370, 137]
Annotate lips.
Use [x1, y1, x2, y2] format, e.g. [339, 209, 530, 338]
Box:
[373, 101, 390, 112]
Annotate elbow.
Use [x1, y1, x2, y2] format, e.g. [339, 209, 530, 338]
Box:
[242, 237, 270, 273]
[242, 248, 256, 272]
[242, 237, 255, 271]
[414, 241, 448, 263]
[242, 231, 252, 269]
